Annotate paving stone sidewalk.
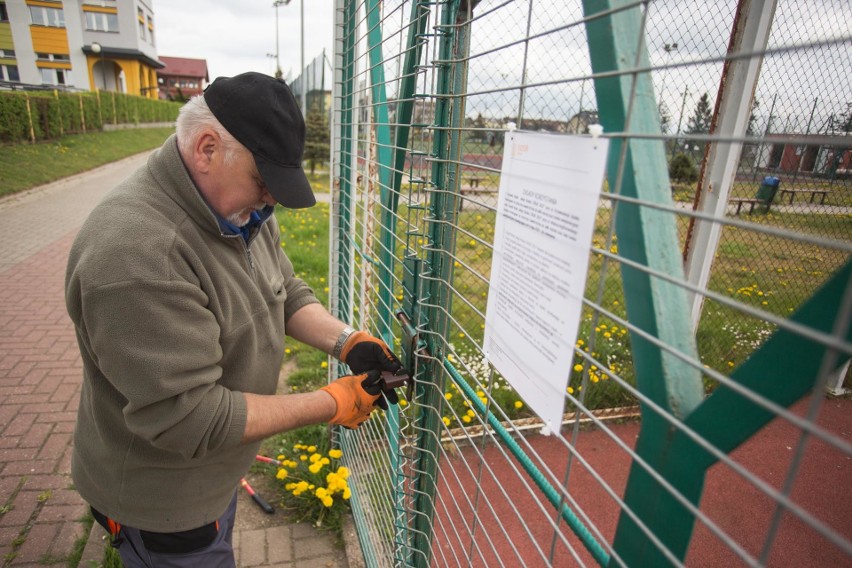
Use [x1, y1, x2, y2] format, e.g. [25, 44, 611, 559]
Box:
[0, 152, 347, 567]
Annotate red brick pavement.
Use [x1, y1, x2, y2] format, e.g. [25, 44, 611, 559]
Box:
[0, 229, 87, 566]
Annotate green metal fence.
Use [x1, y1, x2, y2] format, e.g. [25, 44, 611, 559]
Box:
[327, 0, 851, 566]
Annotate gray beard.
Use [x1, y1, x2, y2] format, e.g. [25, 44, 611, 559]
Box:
[226, 212, 251, 227]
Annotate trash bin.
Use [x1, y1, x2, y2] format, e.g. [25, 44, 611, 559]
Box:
[756, 176, 781, 205]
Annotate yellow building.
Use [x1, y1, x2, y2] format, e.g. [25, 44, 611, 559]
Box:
[1, 0, 163, 98]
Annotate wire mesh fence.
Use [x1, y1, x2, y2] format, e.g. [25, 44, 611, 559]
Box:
[328, 0, 851, 566]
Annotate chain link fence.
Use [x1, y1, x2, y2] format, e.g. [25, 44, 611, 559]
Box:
[327, 0, 851, 566]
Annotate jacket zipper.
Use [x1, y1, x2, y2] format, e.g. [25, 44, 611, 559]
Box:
[245, 244, 256, 275]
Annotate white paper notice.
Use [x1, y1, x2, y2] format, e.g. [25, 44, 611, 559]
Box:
[484, 130, 609, 433]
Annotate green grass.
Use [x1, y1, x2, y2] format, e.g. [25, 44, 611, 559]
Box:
[0, 127, 175, 197]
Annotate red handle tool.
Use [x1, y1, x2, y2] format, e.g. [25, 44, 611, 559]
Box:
[240, 478, 275, 514]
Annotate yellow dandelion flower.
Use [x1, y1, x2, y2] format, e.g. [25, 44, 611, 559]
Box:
[514, 401, 523, 409]
[321, 361, 328, 369]
[573, 364, 583, 372]
[445, 392, 453, 400]
[400, 399, 408, 407]
[443, 416, 451, 426]
[462, 415, 472, 423]
[329, 449, 343, 459]
[276, 468, 288, 480]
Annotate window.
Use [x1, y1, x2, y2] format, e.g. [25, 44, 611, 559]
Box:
[0, 4, 8, 22]
[85, 11, 119, 32]
[147, 15, 154, 45]
[1, 65, 19, 82]
[0, 49, 15, 59]
[40, 67, 70, 86]
[137, 8, 145, 40]
[36, 53, 69, 62]
[30, 6, 65, 28]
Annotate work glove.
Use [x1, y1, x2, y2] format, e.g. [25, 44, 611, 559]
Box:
[321, 370, 386, 429]
[340, 331, 404, 376]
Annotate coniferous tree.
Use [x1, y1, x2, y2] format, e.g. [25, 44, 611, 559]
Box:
[304, 102, 330, 175]
[686, 92, 713, 135]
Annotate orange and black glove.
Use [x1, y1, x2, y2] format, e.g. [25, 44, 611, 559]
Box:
[320, 370, 384, 429]
[340, 331, 404, 376]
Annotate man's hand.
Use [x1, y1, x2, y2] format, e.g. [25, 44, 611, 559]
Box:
[320, 370, 384, 429]
[340, 331, 404, 375]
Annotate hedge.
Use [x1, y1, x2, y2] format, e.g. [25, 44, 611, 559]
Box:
[0, 90, 182, 144]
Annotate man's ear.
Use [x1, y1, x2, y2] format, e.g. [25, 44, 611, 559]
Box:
[190, 130, 219, 175]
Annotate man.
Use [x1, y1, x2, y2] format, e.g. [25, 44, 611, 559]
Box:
[65, 72, 402, 566]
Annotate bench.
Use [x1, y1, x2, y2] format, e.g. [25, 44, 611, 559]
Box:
[729, 196, 772, 215]
[778, 188, 829, 204]
[464, 176, 485, 189]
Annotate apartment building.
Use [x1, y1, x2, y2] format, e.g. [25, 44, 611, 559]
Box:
[0, 0, 162, 98]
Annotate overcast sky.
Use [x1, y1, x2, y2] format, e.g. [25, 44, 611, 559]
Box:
[150, 0, 850, 130]
[154, 1, 334, 82]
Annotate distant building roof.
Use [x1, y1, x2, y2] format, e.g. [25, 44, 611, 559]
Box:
[158, 57, 209, 82]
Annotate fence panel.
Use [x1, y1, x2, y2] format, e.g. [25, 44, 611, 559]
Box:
[329, 1, 851, 566]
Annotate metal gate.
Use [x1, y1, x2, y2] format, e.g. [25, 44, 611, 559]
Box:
[327, 0, 852, 566]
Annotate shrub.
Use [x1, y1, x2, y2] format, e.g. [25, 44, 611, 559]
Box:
[669, 152, 698, 183]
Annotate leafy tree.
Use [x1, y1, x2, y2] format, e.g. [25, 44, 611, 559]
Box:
[304, 103, 329, 175]
[659, 103, 671, 134]
[746, 97, 760, 136]
[669, 152, 698, 183]
[471, 112, 486, 141]
[830, 102, 852, 134]
[686, 92, 713, 135]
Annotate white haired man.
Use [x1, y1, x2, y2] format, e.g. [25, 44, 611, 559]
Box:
[66, 72, 401, 567]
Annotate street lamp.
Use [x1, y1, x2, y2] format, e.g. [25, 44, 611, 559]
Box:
[273, 0, 305, 111]
[272, 1, 289, 79]
[658, 42, 678, 112]
[90, 42, 107, 91]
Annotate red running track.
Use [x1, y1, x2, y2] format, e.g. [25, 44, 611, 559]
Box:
[432, 396, 851, 567]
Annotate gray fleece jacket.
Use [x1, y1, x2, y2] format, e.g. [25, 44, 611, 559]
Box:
[65, 135, 318, 532]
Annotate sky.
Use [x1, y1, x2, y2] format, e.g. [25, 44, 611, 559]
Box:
[154, 1, 335, 82]
[150, 0, 850, 131]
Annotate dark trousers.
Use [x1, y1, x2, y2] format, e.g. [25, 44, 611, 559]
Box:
[91, 492, 237, 568]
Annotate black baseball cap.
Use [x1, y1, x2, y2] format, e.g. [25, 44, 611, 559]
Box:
[204, 72, 316, 209]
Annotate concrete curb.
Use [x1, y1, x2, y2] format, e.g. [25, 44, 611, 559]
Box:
[78, 522, 108, 567]
[342, 514, 366, 568]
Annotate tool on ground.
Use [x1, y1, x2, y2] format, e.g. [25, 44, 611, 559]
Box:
[240, 478, 275, 514]
[255, 454, 283, 467]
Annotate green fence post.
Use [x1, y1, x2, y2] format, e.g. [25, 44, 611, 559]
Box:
[412, 1, 471, 566]
[365, 0, 397, 344]
[580, 0, 705, 565]
[336, 0, 356, 330]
